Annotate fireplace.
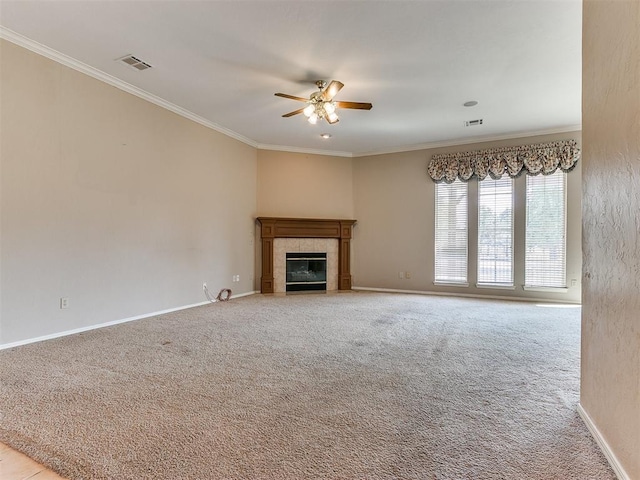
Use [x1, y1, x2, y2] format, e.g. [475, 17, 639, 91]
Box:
[273, 239, 337, 293]
[256, 217, 356, 294]
[286, 252, 327, 292]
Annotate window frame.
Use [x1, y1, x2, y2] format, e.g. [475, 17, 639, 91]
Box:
[524, 171, 568, 289]
[477, 176, 515, 288]
[434, 180, 469, 286]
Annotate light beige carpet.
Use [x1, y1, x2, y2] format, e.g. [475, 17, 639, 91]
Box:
[0, 292, 614, 479]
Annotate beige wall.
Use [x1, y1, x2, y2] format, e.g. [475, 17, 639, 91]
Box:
[0, 40, 258, 345]
[352, 131, 583, 303]
[581, 1, 640, 478]
[256, 150, 354, 219]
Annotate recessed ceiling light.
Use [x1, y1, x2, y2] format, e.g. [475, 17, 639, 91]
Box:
[463, 100, 478, 107]
[320, 133, 331, 139]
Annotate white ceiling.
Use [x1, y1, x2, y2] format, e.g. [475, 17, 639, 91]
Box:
[0, 0, 582, 156]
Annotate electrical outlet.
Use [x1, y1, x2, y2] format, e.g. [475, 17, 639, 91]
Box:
[405, 271, 412, 279]
[60, 297, 69, 309]
[570, 279, 577, 287]
[399, 271, 405, 279]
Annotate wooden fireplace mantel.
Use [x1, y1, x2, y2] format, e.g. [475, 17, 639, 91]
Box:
[256, 217, 357, 293]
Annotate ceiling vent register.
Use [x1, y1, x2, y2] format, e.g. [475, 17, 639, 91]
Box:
[118, 55, 152, 71]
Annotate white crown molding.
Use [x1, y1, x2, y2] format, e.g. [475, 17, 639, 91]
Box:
[1, 26, 581, 159]
[257, 125, 582, 158]
[351, 125, 583, 157]
[0, 27, 258, 149]
[256, 143, 353, 158]
[256, 125, 582, 159]
[577, 404, 630, 480]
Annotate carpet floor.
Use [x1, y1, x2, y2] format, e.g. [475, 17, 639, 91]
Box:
[0, 292, 615, 479]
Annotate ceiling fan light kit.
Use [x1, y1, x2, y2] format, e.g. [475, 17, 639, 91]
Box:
[275, 80, 372, 125]
[305, 100, 339, 125]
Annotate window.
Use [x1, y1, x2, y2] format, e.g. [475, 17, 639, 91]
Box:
[478, 177, 514, 286]
[525, 171, 567, 288]
[435, 181, 468, 284]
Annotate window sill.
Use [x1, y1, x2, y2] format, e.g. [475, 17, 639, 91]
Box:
[523, 285, 569, 293]
[476, 284, 516, 290]
[433, 281, 469, 288]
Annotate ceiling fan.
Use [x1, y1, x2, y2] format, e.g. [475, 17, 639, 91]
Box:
[275, 80, 373, 125]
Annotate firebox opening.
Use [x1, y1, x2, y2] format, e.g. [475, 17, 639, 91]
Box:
[286, 252, 327, 292]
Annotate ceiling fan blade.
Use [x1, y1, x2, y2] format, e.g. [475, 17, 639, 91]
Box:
[282, 108, 305, 117]
[321, 80, 344, 101]
[335, 101, 373, 110]
[275, 93, 308, 102]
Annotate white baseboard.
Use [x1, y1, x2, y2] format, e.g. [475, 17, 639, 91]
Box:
[226, 290, 258, 300]
[0, 291, 258, 350]
[577, 403, 630, 480]
[352, 286, 581, 305]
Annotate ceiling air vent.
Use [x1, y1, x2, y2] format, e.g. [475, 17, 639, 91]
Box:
[117, 54, 152, 71]
[464, 119, 483, 127]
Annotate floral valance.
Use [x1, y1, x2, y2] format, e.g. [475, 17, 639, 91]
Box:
[427, 139, 580, 183]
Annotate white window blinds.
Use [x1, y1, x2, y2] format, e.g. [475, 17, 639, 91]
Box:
[525, 171, 567, 288]
[478, 177, 514, 286]
[435, 181, 468, 284]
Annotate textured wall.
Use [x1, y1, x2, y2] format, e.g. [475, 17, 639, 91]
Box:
[0, 40, 258, 345]
[581, 1, 640, 478]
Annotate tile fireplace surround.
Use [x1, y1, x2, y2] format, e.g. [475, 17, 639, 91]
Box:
[256, 217, 357, 294]
[276, 239, 337, 293]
